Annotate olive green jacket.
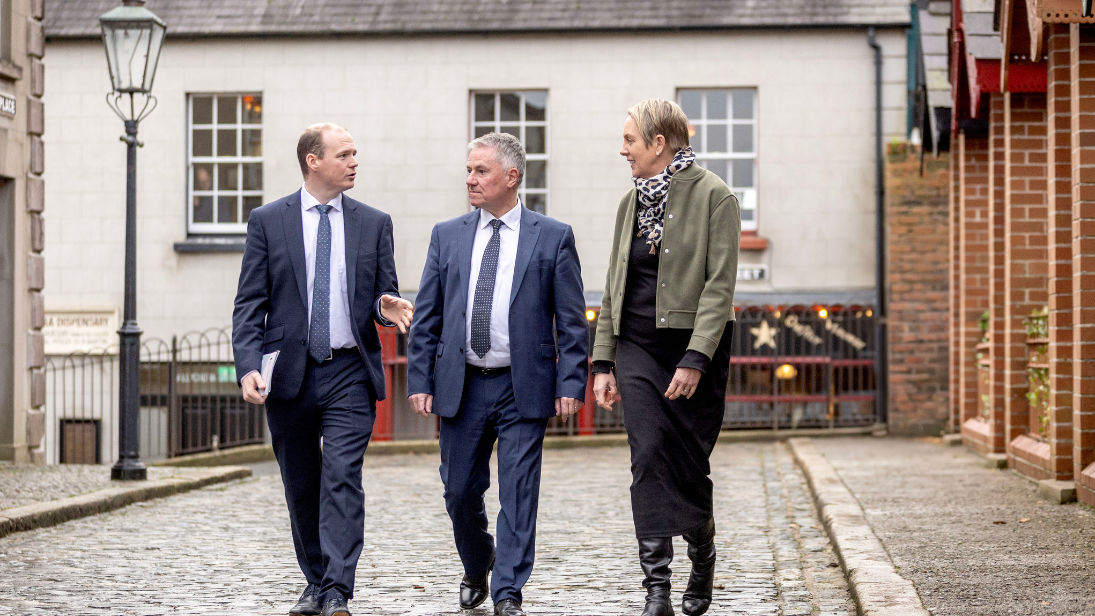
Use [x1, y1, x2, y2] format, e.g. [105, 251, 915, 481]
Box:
[593, 164, 741, 363]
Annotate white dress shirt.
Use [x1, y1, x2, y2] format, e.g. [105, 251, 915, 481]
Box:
[465, 202, 523, 368]
[301, 186, 356, 350]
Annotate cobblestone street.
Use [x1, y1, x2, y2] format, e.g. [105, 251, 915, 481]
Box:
[0, 443, 853, 615]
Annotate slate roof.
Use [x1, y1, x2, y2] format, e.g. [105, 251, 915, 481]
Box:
[46, 0, 911, 39]
[919, 0, 952, 110]
[960, 0, 1002, 59]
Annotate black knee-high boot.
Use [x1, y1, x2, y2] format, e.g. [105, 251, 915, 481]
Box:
[638, 537, 674, 616]
[681, 518, 716, 616]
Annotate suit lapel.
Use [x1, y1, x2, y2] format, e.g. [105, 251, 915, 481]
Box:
[282, 190, 308, 309]
[510, 207, 541, 306]
[343, 197, 361, 307]
[457, 210, 479, 309]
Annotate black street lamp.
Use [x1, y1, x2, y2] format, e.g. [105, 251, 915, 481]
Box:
[100, 0, 166, 481]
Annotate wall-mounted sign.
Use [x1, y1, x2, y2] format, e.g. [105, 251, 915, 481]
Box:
[737, 265, 768, 281]
[0, 93, 16, 117]
[44, 310, 119, 355]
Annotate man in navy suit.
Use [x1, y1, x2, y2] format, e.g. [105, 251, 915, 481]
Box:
[407, 132, 589, 616]
[232, 123, 413, 616]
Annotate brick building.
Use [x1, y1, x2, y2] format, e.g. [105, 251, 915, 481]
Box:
[948, 0, 1095, 506]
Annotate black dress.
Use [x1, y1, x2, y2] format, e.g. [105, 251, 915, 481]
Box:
[615, 224, 734, 539]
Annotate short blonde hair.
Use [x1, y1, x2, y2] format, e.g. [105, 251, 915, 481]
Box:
[628, 99, 690, 153]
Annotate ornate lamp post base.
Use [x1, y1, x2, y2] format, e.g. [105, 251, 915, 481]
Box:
[111, 460, 147, 481]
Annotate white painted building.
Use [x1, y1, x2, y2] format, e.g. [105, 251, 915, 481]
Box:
[43, 0, 910, 340]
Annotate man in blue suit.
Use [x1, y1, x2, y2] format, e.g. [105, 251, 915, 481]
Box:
[232, 123, 413, 616]
[407, 132, 589, 616]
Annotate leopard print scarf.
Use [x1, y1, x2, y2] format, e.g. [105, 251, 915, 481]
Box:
[633, 147, 696, 254]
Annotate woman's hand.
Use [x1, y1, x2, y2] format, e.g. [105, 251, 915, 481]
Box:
[664, 367, 701, 400]
[594, 372, 618, 410]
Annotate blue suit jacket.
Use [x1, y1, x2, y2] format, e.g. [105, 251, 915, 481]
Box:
[232, 190, 399, 401]
[407, 207, 589, 419]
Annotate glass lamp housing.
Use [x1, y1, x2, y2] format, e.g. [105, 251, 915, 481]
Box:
[99, 1, 166, 94]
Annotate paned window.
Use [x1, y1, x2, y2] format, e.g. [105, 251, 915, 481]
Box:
[188, 94, 263, 233]
[678, 89, 758, 231]
[470, 91, 548, 214]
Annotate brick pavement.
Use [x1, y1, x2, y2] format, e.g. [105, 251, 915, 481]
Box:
[0, 443, 853, 615]
[813, 437, 1095, 616]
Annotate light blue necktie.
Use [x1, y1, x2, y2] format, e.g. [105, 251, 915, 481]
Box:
[308, 204, 332, 362]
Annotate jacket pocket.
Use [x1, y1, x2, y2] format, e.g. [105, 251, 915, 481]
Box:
[263, 325, 285, 346]
[541, 344, 558, 359]
[666, 310, 697, 328]
[436, 342, 445, 357]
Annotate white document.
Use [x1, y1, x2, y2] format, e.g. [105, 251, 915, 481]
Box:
[260, 350, 280, 397]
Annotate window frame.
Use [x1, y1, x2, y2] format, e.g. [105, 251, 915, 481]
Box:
[186, 93, 264, 235]
[677, 88, 759, 232]
[469, 90, 550, 215]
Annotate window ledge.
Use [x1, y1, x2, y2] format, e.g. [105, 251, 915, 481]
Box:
[174, 237, 246, 253]
[0, 60, 23, 82]
[741, 233, 768, 251]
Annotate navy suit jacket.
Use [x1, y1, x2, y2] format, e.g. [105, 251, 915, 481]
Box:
[407, 207, 589, 419]
[232, 190, 399, 401]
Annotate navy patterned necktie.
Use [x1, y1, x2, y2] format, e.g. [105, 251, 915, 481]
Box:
[470, 219, 503, 358]
[309, 204, 332, 362]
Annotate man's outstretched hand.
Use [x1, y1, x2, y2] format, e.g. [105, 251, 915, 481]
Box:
[381, 295, 414, 333]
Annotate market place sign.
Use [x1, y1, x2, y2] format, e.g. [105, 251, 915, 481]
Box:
[0, 93, 15, 117]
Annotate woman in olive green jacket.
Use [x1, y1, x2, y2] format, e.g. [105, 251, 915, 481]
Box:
[592, 99, 740, 616]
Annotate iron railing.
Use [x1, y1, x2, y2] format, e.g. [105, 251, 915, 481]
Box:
[45, 327, 265, 463]
[724, 306, 878, 429]
[44, 308, 879, 464]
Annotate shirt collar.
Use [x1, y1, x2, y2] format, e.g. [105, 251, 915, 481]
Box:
[300, 185, 343, 213]
[478, 200, 523, 231]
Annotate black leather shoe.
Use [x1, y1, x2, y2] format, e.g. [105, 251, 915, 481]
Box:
[289, 584, 321, 616]
[639, 537, 675, 616]
[460, 554, 495, 610]
[681, 518, 716, 616]
[320, 595, 351, 616]
[493, 599, 526, 616]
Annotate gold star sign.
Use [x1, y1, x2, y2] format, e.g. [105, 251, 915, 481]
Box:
[750, 320, 779, 350]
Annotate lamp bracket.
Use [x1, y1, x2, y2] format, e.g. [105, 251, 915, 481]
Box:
[105, 91, 157, 124]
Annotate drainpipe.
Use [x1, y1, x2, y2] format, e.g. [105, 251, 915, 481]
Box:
[868, 27, 889, 429]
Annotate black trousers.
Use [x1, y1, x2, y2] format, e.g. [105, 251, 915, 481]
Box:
[266, 351, 375, 604]
[439, 369, 549, 605]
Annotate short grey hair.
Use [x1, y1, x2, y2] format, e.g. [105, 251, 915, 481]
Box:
[468, 132, 526, 185]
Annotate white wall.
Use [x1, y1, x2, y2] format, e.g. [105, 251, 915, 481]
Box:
[44, 28, 906, 339]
